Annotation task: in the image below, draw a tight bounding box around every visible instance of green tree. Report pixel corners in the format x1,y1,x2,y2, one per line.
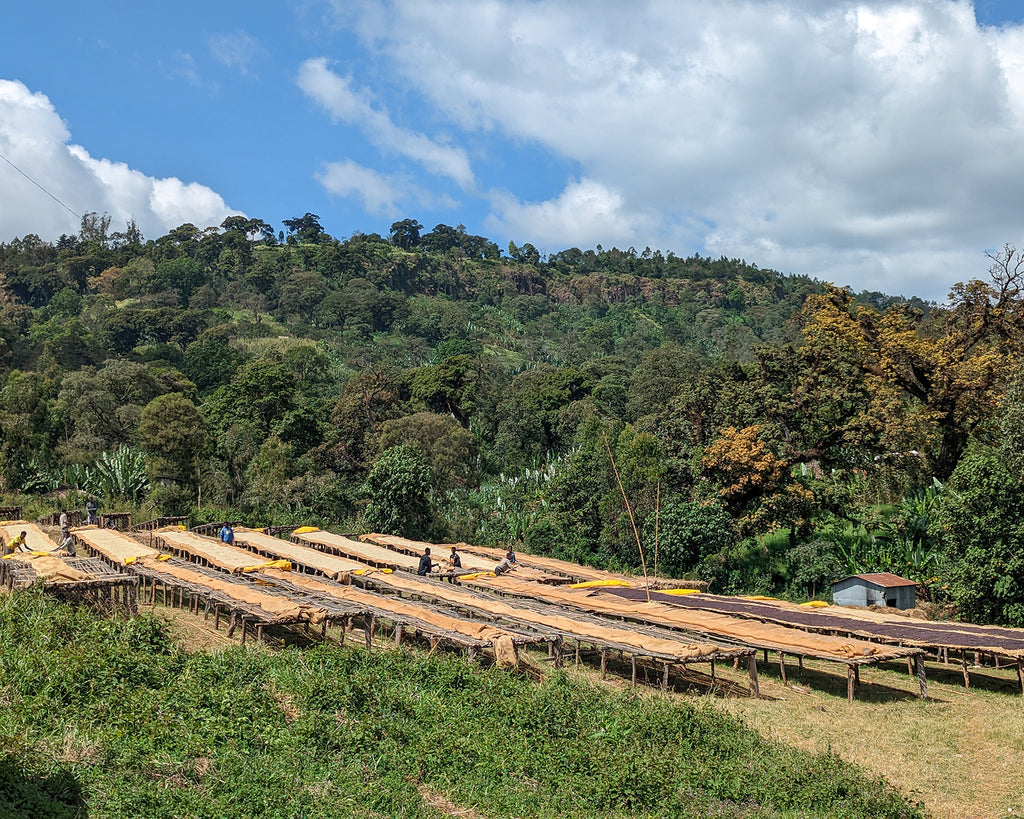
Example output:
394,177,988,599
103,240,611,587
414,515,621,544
649,501,735,576
154,257,206,306
411,354,480,427
379,412,479,489
787,538,844,599
282,213,327,244
137,393,207,486
362,445,434,538
182,328,245,392
935,447,1024,626
389,219,423,250
57,361,165,460
279,271,330,325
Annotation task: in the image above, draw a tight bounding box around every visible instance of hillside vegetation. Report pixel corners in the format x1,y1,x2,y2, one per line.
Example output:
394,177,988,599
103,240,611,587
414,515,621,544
0,591,921,819
2,214,1024,623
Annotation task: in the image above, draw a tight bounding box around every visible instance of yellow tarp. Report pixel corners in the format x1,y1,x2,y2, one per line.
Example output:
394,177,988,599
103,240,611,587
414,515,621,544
568,579,630,589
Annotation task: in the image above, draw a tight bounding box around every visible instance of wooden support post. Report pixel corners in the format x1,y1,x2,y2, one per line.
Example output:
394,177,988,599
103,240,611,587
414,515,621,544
547,641,554,658
962,653,970,689
257,625,264,643
907,657,914,677
321,620,327,638
974,651,981,666
395,624,403,646
763,648,768,663
854,665,860,685
340,617,348,646
214,606,221,630
163,582,168,607
778,652,787,685
227,611,237,639
575,640,580,667
732,657,739,671
847,665,856,704
600,650,607,680
631,655,637,686
365,615,375,650
554,639,563,669
662,662,670,691
943,647,948,664
240,619,247,646
1017,659,1024,697
748,655,759,697
916,654,928,700
797,655,803,672
710,659,716,684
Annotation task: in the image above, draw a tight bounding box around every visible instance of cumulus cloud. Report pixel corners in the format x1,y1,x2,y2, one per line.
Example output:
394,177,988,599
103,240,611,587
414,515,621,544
487,178,655,249
332,0,1024,300
0,79,238,243
297,57,475,189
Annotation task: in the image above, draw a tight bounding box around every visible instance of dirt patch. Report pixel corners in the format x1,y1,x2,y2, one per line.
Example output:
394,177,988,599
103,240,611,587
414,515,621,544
416,784,486,818
156,606,239,653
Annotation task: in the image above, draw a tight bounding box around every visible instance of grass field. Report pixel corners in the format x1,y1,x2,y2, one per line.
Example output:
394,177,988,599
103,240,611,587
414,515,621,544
710,654,1024,819
565,639,1024,818
0,590,924,819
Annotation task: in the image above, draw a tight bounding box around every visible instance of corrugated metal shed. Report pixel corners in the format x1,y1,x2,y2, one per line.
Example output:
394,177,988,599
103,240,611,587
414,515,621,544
832,573,918,610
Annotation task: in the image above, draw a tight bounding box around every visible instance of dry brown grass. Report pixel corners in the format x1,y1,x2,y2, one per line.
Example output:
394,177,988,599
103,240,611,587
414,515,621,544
708,656,1024,819
547,649,1024,818
156,606,242,653
415,783,487,818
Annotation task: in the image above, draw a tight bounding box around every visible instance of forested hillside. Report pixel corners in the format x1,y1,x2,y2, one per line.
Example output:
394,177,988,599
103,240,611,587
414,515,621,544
2,213,1023,624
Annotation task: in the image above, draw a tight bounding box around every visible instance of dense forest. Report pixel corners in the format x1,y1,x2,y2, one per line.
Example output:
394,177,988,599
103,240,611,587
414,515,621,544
2,212,1023,625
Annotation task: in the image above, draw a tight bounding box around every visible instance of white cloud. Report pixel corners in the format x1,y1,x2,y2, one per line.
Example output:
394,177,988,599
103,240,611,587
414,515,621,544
487,178,654,249
316,158,456,217
0,79,238,242
297,57,475,188
331,0,1024,301
317,160,404,216
209,30,266,77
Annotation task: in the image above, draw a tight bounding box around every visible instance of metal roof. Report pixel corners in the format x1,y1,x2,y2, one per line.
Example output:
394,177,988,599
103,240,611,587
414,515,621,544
834,573,918,588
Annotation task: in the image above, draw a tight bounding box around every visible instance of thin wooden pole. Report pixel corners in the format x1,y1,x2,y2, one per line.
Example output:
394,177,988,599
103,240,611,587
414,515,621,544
748,655,759,697
603,433,650,602
847,665,856,703
653,481,660,584
916,655,928,700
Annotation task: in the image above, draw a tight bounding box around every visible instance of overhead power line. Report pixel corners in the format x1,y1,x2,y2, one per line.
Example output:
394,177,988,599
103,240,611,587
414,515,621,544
0,147,81,221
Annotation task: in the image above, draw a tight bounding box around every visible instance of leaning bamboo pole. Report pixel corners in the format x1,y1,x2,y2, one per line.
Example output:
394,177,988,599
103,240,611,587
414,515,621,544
603,434,650,602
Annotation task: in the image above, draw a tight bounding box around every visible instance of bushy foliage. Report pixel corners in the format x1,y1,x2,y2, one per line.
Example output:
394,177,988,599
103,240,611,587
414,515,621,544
934,447,1024,625
362,445,434,538
0,592,922,819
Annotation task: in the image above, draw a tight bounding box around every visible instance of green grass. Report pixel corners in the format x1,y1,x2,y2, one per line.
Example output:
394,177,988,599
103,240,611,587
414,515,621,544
0,591,923,818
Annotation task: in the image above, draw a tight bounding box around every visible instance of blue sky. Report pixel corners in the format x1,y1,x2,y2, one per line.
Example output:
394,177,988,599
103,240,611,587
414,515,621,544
4,1,1024,301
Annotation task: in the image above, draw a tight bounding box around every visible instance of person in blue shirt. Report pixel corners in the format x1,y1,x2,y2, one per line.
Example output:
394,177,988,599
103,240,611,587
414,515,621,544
219,523,235,544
